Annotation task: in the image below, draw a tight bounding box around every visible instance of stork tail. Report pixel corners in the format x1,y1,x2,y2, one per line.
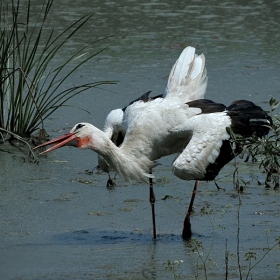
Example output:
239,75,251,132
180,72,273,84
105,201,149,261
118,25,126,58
227,100,272,137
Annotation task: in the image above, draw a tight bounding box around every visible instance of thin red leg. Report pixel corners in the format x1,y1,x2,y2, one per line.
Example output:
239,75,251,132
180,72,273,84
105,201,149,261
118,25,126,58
182,180,199,239
149,175,157,240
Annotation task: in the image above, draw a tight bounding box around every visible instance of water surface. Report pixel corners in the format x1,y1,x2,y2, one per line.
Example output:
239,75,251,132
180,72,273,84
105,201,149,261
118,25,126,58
1,0,280,279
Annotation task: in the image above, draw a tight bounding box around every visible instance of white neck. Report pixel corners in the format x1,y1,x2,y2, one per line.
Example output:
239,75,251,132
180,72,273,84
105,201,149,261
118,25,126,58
82,124,153,183
101,141,153,183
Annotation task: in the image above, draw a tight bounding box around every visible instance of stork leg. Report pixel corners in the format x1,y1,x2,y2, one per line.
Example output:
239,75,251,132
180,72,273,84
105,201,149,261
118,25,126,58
149,174,157,240
182,180,199,239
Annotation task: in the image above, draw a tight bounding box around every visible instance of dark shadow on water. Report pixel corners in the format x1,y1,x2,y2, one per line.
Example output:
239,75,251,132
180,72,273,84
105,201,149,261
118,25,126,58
54,228,210,245
54,229,185,245
15,228,208,248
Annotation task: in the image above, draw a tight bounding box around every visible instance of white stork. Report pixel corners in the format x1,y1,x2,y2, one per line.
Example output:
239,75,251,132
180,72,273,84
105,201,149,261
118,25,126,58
34,46,271,239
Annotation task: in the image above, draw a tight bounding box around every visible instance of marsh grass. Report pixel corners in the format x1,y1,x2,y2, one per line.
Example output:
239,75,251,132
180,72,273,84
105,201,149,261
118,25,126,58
227,102,280,279
165,209,280,279
0,0,116,140
230,120,280,279
164,259,184,279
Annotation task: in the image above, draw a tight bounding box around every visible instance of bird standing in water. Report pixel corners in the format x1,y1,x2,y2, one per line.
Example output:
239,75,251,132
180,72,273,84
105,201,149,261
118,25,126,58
34,46,271,239
97,90,162,186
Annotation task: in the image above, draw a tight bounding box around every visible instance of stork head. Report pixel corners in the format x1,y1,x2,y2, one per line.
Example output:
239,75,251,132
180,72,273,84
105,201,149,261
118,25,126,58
33,122,100,154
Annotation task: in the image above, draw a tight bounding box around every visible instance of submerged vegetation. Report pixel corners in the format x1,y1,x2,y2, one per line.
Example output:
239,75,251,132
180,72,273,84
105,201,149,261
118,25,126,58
0,0,115,140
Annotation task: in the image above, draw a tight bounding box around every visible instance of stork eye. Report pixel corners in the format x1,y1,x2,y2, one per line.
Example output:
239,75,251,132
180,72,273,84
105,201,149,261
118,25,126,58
76,124,85,130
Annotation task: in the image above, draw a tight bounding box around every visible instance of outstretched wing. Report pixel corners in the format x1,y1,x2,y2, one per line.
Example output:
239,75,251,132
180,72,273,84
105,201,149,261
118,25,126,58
172,112,232,181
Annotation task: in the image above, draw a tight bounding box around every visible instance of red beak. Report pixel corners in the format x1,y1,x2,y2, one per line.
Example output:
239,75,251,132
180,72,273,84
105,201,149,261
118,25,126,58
33,132,78,154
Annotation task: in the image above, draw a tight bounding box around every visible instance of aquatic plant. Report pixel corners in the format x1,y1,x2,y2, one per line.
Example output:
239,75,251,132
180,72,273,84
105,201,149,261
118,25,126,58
0,0,115,139
164,259,184,279
165,213,280,279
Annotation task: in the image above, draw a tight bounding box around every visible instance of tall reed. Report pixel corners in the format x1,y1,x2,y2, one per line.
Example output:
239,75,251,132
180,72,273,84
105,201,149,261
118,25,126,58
0,0,115,138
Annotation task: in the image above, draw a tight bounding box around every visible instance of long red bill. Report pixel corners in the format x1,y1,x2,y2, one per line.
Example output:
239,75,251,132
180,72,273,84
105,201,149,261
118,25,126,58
33,133,78,154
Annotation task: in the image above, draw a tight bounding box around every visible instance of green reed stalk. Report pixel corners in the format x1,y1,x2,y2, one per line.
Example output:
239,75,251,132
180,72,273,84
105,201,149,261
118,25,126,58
0,0,116,137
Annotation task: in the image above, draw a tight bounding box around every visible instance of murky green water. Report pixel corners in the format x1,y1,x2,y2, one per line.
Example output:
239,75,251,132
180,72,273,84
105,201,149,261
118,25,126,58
1,0,280,279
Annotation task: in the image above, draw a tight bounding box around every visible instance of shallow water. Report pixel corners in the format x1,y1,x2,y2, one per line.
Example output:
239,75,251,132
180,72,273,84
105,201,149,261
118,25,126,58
1,0,280,279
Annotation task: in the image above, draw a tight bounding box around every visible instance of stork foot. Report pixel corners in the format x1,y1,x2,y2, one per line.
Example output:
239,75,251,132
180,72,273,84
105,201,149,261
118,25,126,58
106,178,116,188
106,174,116,188
182,215,192,239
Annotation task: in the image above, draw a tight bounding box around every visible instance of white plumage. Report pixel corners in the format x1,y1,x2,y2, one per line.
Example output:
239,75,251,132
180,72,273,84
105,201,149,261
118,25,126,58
97,46,207,177
172,111,231,180
164,46,207,100
34,46,271,239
